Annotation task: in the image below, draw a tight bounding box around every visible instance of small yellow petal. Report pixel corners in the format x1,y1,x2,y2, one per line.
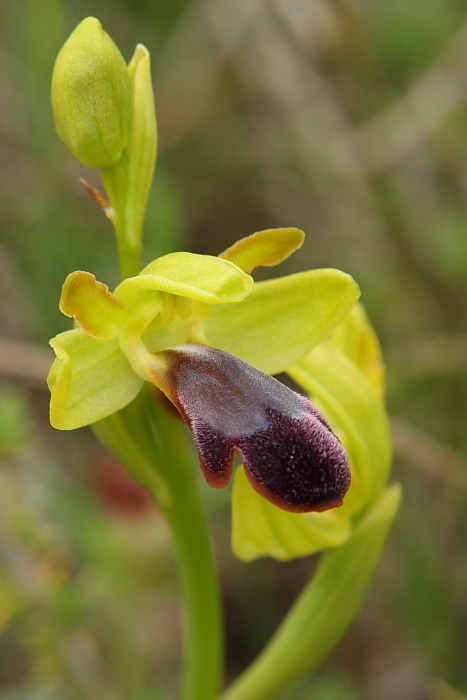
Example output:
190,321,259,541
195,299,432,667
60,271,126,339
219,227,304,273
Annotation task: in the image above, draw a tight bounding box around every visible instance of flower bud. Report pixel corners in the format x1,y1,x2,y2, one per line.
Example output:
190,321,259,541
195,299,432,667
51,17,132,168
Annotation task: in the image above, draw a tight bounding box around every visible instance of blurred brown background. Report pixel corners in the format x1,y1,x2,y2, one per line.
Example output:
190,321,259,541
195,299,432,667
1,1,467,698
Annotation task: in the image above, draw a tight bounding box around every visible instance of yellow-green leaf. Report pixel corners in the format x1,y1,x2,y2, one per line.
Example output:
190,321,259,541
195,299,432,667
206,269,360,375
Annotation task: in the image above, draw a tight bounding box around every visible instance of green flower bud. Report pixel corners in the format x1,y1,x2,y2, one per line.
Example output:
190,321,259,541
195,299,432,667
51,17,132,168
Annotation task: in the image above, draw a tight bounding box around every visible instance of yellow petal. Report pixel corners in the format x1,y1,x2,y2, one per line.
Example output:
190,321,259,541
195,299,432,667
206,269,360,375
115,252,253,305
60,271,126,339
219,228,304,273
289,341,391,514
48,329,143,430
331,303,385,397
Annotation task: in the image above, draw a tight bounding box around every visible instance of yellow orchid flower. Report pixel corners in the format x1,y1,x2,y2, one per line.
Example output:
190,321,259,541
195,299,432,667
48,228,360,516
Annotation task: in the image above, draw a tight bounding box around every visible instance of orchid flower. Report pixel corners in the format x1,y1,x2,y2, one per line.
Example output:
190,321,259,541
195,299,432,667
48,227,360,519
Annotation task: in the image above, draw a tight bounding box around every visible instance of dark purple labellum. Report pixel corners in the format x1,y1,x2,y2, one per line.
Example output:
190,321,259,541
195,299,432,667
159,345,351,513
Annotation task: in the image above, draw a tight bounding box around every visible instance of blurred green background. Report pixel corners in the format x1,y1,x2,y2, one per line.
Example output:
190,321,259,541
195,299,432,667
1,0,467,698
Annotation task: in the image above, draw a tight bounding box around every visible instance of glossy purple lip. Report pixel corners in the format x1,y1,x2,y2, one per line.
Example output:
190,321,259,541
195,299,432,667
158,344,351,513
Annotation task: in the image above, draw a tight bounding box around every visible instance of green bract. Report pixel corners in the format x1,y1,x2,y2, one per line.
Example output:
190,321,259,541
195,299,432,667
51,17,132,168
101,41,157,277
124,44,158,247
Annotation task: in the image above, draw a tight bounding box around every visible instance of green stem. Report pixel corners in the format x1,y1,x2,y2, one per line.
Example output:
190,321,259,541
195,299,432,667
149,399,223,700
102,160,141,279
220,485,400,700
163,469,223,700
93,390,223,700
115,235,142,281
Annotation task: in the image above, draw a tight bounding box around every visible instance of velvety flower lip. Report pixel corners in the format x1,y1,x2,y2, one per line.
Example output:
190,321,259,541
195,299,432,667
153,344,351,513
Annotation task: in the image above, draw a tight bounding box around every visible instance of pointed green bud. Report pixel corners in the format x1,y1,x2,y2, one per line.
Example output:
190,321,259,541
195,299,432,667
51,17,132,168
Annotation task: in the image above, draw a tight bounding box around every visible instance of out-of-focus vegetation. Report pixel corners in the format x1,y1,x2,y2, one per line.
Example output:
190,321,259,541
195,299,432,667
1,0,467,698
